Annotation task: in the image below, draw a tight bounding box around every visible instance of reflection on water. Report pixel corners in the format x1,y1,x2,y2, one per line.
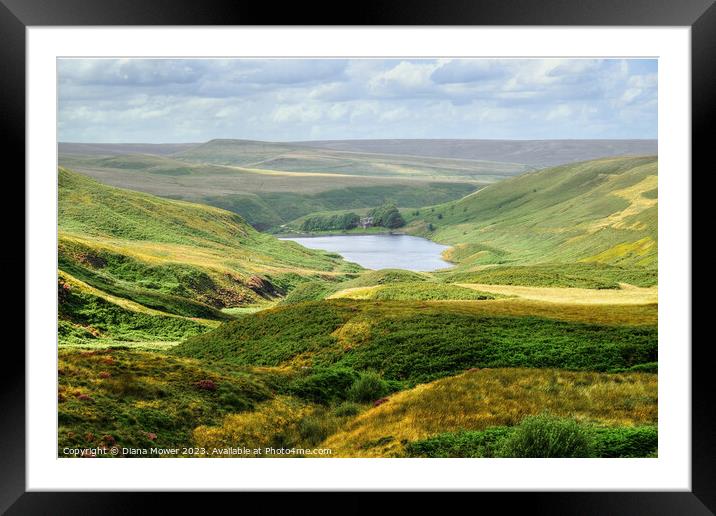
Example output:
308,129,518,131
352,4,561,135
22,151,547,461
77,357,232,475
280,234,453,272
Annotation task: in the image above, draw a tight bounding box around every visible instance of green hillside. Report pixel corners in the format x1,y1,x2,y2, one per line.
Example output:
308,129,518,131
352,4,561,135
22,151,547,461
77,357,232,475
58,151,481,231
408,156,657,270
174,299,657,384
58,168,358,345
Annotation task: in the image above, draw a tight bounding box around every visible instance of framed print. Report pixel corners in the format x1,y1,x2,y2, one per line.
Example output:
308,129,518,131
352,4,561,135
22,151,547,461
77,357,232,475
3,0,712,512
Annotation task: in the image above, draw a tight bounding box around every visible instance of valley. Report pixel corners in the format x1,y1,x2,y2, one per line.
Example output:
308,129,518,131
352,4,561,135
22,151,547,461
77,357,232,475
57,138,658,459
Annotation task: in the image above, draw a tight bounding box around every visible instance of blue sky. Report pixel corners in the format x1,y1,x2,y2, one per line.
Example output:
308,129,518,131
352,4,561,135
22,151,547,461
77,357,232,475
58,58,657,143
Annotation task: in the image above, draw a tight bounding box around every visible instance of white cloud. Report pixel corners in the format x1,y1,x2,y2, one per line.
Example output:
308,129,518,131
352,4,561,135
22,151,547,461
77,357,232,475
58,58,658,142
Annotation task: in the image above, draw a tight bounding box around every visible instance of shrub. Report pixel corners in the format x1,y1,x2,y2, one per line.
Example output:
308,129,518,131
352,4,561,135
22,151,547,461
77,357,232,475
332,401,361,417
298,412,339,446
194,379,217,391
627,362,658,373
592,426,657,458
347,371,389,403
217,384,253,411
288,367,359,404
498,414,595,458
405,427,512,458
282,281,332,304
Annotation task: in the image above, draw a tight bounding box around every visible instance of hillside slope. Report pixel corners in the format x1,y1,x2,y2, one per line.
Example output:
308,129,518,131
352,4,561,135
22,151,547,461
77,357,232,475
173,299,657,384
58,168,358,343
408,156,657,269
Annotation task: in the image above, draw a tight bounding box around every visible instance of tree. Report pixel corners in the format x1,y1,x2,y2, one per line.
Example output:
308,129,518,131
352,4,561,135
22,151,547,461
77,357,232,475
367,203,405,229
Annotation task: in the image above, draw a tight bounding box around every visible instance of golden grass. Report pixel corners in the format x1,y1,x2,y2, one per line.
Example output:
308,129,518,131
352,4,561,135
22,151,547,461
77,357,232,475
60,232,349,280
58,269,165,316
327,295,656,326
322,368,657,457
456,282,658,305
59,269,218,330
588,174,658,233
193,396,311,456
585,237,657,266
327,286,378,300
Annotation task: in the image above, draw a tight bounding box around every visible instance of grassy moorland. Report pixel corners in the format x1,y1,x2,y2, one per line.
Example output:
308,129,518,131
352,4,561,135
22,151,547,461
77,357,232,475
174,300,656,382
407,156,658,272
173,139,527,178
57,145,659,459
58,348,277,454
58,168,358,346
321,368,657,457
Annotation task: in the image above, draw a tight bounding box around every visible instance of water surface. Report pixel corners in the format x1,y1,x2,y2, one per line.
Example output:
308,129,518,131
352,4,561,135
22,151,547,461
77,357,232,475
281,234,453,272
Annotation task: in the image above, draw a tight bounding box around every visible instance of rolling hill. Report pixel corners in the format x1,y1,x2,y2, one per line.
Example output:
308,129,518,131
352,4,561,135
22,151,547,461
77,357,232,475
407,155,658,270
173,298,657,383
58,168,358,345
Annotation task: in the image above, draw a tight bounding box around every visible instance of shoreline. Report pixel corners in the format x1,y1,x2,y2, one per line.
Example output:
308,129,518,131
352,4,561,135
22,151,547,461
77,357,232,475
274,230,406,239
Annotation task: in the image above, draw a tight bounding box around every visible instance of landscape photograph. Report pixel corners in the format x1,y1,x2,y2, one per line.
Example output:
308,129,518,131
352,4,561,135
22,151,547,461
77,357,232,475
57,58,658,459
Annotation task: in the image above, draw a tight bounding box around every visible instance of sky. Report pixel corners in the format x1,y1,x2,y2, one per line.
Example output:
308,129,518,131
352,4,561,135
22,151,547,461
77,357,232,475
58,58,657,143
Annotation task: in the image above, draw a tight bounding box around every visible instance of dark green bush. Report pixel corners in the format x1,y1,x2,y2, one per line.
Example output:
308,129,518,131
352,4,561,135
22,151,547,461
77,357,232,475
498,414,595,458
287,367,359,404
332,401,362,417
298,412,337,446
347,371,389,402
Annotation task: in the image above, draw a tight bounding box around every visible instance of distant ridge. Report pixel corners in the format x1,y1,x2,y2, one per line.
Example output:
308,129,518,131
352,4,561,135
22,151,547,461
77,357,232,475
59,142,200,156
291,139,658,168
60,138,657,169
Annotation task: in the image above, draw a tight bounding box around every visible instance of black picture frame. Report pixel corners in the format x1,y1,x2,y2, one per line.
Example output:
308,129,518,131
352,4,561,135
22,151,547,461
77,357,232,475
2,0,710,513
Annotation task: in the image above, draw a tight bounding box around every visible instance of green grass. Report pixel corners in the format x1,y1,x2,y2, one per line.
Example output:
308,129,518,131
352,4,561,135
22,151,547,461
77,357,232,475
407,156,658,269
59,242,231,319
323,367,656,456
438,263,657,288
58,168,354,273
58,277,210,345
405,421,657,458
173,300,657,384
337,269,431,289
58,168,361,345
281,281,335,304
369,282,497,301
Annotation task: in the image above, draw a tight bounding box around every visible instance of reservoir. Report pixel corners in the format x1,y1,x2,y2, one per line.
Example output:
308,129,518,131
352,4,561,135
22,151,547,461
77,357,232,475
281,234,453,272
